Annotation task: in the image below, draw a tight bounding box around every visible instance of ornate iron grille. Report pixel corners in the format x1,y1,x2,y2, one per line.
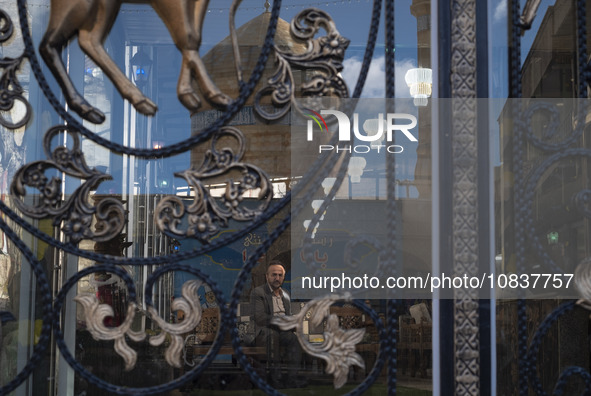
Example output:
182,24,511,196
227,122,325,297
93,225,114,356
0,0,402,395
508,0,591,395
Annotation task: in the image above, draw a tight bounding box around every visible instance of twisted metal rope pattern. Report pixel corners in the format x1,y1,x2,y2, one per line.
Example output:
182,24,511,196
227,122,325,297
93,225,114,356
508,1,531,395
383,1,399,395
577,0,590,99
0,0,394,394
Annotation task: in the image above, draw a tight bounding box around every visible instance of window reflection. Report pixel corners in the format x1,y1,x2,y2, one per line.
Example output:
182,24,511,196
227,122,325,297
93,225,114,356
494,1,591,394
0,1,436,394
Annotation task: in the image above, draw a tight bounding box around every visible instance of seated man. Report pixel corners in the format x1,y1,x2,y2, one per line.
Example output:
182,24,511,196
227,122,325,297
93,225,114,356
251,260,304,388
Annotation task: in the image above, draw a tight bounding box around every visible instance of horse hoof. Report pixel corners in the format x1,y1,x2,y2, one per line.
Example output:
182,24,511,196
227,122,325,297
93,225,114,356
81,108,106,124
134,98,158,116
179,92,201,112
207,92,231,108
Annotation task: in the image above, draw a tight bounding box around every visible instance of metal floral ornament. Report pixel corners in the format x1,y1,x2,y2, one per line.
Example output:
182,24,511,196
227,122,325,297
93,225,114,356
148,280,204,368
574,258,591,310
0,0,399,392
0,9,31,129
74,280,205,371
154,127,272,242
255,8,350,120
74,296,145,371
271,293,366,389
10,125,126,244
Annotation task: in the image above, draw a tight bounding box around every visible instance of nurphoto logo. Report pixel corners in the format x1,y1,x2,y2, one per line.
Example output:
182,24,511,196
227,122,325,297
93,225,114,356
305,109,418,154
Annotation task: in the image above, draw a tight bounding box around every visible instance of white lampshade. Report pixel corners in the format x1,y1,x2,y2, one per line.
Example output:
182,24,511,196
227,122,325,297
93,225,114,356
303,219,319,237
348,156,367,183
311,199,326,220
322,177,337,195
311,200,323,212
405,68,433,106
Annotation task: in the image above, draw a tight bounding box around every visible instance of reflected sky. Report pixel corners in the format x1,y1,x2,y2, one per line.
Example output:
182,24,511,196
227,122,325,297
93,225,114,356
120,0,420,99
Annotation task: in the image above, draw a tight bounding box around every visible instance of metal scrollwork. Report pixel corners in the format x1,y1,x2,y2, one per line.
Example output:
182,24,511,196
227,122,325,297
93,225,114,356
0,10,14,41
0,54,31,129
0,9,31,129
75,280,205,370
0,0,396,393
523,102,562,142
255,8,350,120
574,189,591,219
74,296,145,370
148,280,204,368
271,293,365,389
520,100,587,152
523,150,591,274
183,334,200,367
10,125,126,243
574,258,591,310
155,127,271,242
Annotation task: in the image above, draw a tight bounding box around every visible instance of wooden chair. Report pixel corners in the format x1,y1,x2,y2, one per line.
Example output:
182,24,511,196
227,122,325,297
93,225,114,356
187,308,265,359
328,305,380,379
398,320,432,378
195,308,220,344
329,305,366,330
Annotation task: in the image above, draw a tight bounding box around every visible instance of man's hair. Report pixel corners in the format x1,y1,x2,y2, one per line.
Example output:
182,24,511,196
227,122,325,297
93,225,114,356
266,260,286,274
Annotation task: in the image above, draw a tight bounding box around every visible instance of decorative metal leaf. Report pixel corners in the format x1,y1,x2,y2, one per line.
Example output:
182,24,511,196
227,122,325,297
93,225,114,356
575,258,591,310
272,293,365,389
255,8,350,120
74,295,145,371
155,127,271,243
10,125,126,244
75,280,208,370
0,10,31,129
0,10,14,42
148,280,204,368
323,314,366,388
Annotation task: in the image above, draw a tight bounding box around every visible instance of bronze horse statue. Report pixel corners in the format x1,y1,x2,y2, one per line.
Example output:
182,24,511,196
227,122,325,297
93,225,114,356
40,0,242,124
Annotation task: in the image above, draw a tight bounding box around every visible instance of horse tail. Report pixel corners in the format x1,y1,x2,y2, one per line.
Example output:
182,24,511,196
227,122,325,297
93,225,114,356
229,0,245,83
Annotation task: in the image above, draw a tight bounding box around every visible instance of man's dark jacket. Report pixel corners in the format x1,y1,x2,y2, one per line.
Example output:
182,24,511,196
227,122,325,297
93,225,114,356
250,283,292,345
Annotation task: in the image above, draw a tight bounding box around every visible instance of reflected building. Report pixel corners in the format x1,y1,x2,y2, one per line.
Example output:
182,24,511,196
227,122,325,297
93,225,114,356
496,1,590,394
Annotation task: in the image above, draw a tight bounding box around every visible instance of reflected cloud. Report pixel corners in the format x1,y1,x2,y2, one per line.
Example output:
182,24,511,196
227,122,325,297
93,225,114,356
493,0,507,23
342,56,416,98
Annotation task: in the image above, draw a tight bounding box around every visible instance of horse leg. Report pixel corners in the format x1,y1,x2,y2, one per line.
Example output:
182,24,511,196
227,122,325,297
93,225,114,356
183,51,232,108
176,53,201,112
152,0,231,111
176,52,232,111
187,0,231,108
40,1,106,123
78,1,157,117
